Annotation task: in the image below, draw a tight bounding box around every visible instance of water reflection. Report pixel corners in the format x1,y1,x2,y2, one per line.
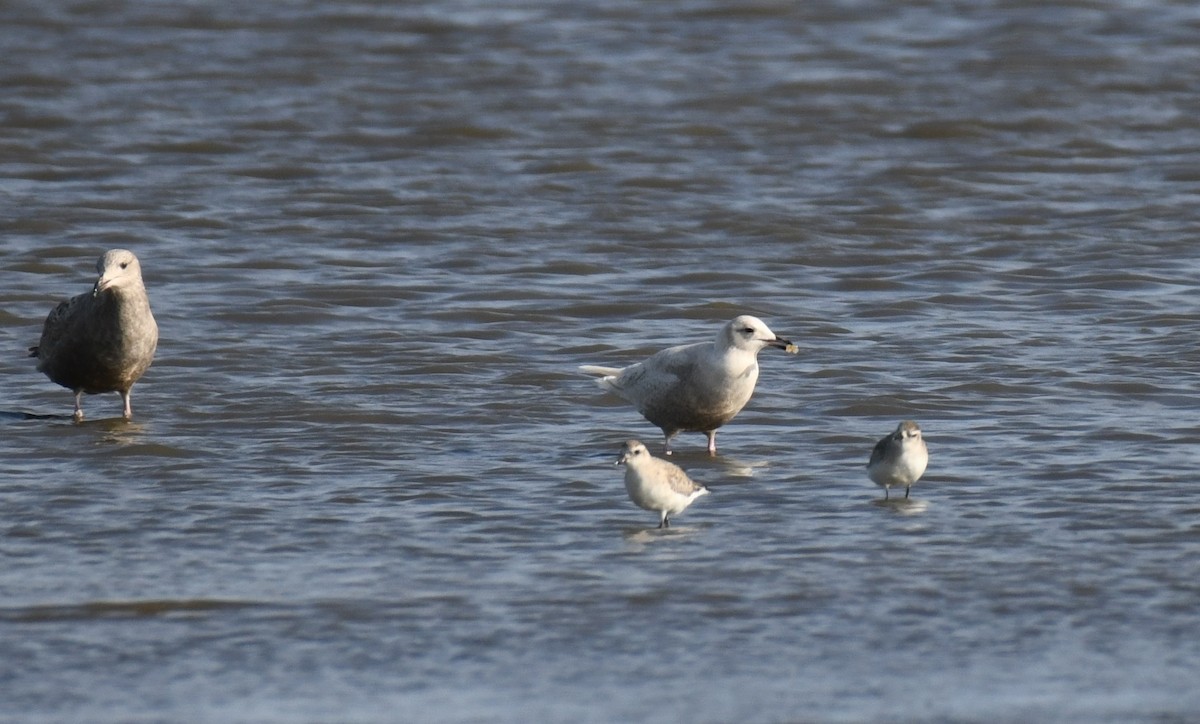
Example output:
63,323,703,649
2,0,1197,719
711,454,774,479
621,524,706,548
871,497,930,516
661,451,774,479
86,417,147,447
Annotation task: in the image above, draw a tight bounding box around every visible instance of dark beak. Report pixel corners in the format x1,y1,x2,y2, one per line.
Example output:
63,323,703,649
768,336,799,354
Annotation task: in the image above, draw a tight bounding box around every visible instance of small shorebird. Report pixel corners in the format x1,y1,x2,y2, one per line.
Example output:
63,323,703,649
867,420,928,500
616,439,709,528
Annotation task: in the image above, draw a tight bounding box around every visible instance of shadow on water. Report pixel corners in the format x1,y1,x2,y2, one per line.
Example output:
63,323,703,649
0,410,74,422
871,497,929,515
2,409,149,446
0,599,268,622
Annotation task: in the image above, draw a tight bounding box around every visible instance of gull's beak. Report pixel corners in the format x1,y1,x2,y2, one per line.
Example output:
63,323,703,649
94,273,116,296
768,336,799,354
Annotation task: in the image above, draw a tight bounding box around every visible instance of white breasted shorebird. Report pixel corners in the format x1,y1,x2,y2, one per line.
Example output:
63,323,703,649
616,439,709,528
867,420,928,500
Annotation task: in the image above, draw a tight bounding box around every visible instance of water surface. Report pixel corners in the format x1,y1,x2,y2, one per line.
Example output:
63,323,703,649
3,1,1200,721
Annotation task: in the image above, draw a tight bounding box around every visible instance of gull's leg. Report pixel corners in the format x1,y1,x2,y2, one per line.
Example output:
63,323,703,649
120,390,133,419
706,430,717,456
663,431,675,456
72,390,85,422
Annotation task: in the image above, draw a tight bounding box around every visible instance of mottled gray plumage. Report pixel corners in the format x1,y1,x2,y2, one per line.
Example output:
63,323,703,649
581,315,797,455
30,249,158,421
867,420,928,500
616,439,709,528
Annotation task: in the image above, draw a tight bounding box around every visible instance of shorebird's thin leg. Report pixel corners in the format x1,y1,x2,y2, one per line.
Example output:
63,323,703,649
905,486,911,499
72,391,85,422
884,487,890,501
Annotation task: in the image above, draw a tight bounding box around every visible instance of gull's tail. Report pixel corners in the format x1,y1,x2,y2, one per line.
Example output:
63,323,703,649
579,365,621,379
579,364,626,395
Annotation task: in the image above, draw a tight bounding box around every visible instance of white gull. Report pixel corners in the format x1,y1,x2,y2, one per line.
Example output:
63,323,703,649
581,315,797,454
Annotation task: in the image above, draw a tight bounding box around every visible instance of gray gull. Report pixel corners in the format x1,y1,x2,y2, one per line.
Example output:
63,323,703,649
580,314,797,455
616,439,709,528
867,420,928,500
29,249,158,421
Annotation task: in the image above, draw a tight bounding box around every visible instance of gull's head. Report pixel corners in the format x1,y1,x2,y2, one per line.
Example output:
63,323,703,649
721,314,798,355
616,439,649,466
894,420,923,442
93,249,144,296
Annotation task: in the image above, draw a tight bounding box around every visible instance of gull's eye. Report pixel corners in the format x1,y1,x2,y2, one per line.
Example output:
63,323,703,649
742,327,755,335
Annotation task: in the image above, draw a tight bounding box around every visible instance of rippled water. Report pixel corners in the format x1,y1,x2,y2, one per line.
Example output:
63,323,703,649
3,1,1200,721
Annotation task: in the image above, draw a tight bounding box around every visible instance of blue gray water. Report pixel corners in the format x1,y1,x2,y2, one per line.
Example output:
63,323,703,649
3,1,1200,721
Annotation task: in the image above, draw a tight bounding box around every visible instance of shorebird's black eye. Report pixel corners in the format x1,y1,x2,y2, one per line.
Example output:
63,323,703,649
120,262,128,269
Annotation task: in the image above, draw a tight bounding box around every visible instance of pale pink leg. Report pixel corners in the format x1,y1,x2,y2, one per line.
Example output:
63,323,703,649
72,391,85,422
706,430,717,456
663,432,675,456
120,390,133,419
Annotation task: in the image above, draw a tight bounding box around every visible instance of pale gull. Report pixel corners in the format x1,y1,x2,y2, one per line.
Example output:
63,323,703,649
867,420,929,500
581,314,797,455
29,249,158,421
616,439,709,528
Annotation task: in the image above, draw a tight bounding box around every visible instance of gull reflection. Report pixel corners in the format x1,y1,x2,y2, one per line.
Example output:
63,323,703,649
87,417,148,446
711,454,772,479
871,497,929,515
657,449,768,479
